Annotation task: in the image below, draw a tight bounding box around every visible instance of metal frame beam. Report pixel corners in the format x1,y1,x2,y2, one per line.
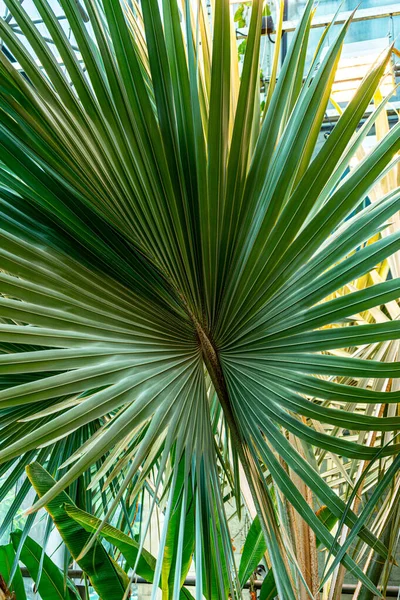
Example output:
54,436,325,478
19,568,400,596
233,3,400,34
281,3,400,33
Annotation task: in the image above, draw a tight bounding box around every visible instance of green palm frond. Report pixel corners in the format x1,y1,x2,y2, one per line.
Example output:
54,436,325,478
0,0,399,597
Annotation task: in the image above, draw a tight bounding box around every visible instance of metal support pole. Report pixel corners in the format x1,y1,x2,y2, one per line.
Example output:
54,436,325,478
281,0,288,65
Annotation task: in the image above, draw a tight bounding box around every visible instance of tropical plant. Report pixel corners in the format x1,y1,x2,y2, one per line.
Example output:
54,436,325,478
0,545,24,600
0,0,399,598
26,462,197,599
7,531,81,600
0,530,82,600
234,2,252,29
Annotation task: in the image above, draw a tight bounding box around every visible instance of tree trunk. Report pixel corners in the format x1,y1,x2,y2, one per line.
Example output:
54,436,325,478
287,435,320,600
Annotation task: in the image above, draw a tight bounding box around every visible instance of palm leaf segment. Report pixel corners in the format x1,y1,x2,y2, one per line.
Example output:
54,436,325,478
0,0,400,597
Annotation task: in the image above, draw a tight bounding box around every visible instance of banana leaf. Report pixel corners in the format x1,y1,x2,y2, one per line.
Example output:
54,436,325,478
26,462,130,600
10,530,80,600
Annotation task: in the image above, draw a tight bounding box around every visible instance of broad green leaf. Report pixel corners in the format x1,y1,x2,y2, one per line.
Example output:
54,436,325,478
238,516,266,587
64,504,194,599
25,463,130,600
258,569,277,600
0,543,27,600
64,504,155,583
10,530,80,600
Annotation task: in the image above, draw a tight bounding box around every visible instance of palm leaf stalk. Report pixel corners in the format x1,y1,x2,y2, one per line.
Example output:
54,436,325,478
0,0,400,598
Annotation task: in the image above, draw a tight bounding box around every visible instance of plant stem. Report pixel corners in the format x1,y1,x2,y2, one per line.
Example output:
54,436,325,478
194,318,294,598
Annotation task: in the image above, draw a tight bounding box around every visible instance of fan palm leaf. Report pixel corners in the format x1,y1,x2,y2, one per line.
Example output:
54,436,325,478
0,0,400,597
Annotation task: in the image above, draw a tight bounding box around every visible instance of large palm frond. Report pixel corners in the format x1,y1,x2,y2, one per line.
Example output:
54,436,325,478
0,0,400,597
